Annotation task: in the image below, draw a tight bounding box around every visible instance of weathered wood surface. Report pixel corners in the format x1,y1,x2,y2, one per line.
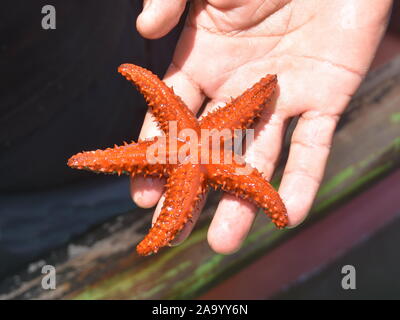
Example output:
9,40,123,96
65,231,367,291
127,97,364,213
1,55,399,300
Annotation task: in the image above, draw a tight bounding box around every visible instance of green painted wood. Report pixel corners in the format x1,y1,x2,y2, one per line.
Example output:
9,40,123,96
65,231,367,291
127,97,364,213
1,55,399,300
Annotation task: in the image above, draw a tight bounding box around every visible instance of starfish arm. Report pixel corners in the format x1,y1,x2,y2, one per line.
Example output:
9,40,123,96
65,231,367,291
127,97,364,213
137,163,206,256
118,64,200,134
206,162,288,228
200,74,277,132
67,138,168,177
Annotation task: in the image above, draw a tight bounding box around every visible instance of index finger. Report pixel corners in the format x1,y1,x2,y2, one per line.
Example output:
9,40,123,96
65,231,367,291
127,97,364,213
279,111,339,226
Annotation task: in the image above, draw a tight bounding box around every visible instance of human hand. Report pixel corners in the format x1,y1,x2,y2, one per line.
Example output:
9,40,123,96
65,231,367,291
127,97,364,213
132,0,392,253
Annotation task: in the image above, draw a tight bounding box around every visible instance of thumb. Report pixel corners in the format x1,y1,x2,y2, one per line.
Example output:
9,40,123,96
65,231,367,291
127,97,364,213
136,0,188,39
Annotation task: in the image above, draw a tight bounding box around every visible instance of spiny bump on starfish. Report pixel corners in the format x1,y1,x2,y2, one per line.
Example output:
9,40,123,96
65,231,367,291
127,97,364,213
68,63,288,256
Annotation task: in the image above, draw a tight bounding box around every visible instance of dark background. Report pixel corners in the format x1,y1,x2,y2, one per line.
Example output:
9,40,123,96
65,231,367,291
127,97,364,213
0,0,185,279
0,0,185,191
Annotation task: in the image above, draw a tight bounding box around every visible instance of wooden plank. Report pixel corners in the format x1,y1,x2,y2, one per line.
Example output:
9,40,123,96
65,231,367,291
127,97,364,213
1,55,399,300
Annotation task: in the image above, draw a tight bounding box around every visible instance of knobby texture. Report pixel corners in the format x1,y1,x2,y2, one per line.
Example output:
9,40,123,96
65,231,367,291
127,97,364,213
68,64,287,256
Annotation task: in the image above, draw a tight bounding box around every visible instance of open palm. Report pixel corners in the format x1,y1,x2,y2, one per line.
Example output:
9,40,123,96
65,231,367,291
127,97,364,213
132,0,392,253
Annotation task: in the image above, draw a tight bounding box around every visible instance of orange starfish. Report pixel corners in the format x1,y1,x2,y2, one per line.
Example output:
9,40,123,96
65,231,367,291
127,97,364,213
68,64,288,256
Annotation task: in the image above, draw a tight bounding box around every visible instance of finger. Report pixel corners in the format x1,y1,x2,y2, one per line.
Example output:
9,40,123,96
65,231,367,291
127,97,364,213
136,0,187,39
130,175,166,208
131,64,205,208
208,194,258,254
279,111,339,227
207,103,289,254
